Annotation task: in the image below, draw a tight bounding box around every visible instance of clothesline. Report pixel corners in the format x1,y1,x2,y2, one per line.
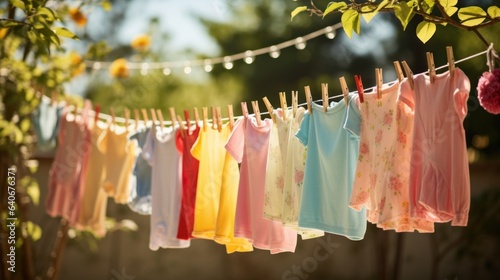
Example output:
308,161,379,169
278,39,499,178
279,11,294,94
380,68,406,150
42,47,491,125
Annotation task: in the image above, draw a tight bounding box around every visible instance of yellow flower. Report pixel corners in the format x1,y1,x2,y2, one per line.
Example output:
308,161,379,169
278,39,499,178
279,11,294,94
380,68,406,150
109,58,129,78
69,52,85,77
131,34,151,51
0,28,8,39
69,7,87,27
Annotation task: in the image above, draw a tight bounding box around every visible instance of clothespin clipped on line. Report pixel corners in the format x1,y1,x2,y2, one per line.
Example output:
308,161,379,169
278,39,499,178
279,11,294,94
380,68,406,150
202,107,208,132
134,109,140,130
279,92,287,121
292,90,298,118
304,86,313,114
216,106,222,132
141,108,150,127
426,52,436,83
401,61,414,90
375,68,383,99
184,109,191,130
124,108,130,132
446,46,455,79
262,96,276,123
149,108,158,129
157,109,166,130
393,61,404,82
321,83,329,112
211,106,217,130
227,104,234,130
193,107,200,128
339,77,349,106
176,115,187,137
251,100,262,126
354,75,365,104
109,108,116,126
241,102,249,119
94,104,101,125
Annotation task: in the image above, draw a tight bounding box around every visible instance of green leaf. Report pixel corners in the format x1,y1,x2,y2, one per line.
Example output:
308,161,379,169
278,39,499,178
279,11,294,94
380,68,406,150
37,7,56,21
0,20,22,28
341,9,361,38
438,0,458,7
26,180,40,206
488,6,500,19
10,0,25,11
458,6,486,27
375,0,390,13
53,27,79,40
394,2,414,30
39,26,60,47
291,6,307,21
421,0,435,14
323,2,348,18
360,5,378,23
20,118,30,132
25,221,42,242
416,21,436,43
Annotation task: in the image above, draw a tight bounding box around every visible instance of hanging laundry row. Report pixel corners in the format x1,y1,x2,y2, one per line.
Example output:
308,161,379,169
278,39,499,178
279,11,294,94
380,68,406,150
41,46,471,254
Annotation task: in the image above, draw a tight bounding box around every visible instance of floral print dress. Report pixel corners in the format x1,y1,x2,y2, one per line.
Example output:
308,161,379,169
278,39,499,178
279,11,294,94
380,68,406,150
349,81,434,232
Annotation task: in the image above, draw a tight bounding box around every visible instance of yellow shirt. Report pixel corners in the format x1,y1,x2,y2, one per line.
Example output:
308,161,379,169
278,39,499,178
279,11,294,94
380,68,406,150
191,123,252,253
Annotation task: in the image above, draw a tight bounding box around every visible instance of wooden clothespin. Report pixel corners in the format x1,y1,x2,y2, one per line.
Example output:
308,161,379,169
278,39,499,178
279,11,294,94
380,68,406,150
426,52,436,83
149,108,158,128
279,92,288,121
251,100,261,126
109,108,116,126
193,107,200,128
375,68,383,99
304,86,313,114
211,106,217,130
184,110,191,130
216,106,222,132
339,77,349,105
354,75,365,103
262,96,276,123
227,104,234,130
168,107,177,129
321,83,329,112
393,61,404,82
446,46,455,79
94,104,101,125
141,108,150,127
202,107,208,132
401,61,414,90
176,115,186,137
157,109,166,129
292,91,298,118
241,102,249,118
124,108,130,132
134,109,140,129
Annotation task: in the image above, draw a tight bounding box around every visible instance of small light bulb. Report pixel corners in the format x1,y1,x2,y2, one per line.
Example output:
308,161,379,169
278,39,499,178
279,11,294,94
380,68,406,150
184,66,192,74
223,56,233,69
269,45,280,58
295,37,306,50
325,26,336,39
140,68,148,76
204,59,213,72
163,68,171,75
244,50,255,64
93,62,101,70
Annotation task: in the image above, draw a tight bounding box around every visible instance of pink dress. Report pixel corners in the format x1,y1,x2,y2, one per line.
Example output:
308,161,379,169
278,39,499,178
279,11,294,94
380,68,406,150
47,101,92,226
226,116,297,253
402,68,470,226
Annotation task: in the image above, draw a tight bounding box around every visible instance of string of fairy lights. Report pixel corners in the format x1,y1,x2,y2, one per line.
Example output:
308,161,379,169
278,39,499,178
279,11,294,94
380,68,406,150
84,23,342,75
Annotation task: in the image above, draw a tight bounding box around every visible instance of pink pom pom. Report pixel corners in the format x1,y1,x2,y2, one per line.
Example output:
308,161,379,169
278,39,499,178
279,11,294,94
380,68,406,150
477,68,500,114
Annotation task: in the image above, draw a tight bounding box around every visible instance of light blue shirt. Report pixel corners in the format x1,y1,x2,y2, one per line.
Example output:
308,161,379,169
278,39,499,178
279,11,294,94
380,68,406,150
295,94,366,240
32,101,62,151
